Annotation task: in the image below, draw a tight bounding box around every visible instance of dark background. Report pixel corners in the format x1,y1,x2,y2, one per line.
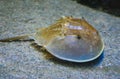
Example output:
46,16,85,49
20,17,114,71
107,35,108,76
74,0,120,17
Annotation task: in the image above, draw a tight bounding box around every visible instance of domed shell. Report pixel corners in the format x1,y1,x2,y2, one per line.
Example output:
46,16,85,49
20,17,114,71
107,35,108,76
34,16,104,62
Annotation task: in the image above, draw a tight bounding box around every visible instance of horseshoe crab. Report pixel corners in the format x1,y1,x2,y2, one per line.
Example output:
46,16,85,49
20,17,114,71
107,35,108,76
0,16,104,62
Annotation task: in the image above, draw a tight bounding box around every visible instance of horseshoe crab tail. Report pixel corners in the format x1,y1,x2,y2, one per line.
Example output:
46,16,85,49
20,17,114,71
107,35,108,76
0,34,34,42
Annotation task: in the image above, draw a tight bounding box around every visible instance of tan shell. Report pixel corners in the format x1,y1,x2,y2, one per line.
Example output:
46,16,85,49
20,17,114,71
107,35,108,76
34,16,104,62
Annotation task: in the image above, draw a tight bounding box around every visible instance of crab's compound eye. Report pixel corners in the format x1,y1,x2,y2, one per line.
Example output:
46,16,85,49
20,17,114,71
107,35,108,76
76,35,81,40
